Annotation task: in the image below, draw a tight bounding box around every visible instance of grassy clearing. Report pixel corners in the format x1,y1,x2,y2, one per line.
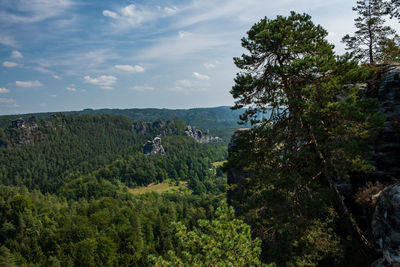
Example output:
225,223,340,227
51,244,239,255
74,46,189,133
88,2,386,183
129,181,188,195
212,161,227,167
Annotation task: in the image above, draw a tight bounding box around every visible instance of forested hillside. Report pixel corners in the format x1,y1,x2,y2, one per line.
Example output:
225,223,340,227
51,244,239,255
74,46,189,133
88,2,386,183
0,113,260,266
0,106,245,141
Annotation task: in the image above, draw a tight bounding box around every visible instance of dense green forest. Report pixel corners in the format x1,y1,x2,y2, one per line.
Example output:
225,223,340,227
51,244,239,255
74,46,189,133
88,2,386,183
1,0,400,266
0,112,263,266
0,106,245,141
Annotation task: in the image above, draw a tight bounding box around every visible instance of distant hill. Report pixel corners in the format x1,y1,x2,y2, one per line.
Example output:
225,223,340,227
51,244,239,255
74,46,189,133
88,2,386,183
0,106,246,141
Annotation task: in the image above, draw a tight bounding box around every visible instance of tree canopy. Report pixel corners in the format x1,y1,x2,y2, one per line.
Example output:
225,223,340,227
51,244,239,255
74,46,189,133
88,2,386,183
342,0,398,63
229,11,384,266
149,202,268,267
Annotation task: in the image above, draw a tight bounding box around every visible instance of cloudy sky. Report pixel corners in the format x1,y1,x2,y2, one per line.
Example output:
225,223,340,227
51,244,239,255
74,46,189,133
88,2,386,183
0,0,399,115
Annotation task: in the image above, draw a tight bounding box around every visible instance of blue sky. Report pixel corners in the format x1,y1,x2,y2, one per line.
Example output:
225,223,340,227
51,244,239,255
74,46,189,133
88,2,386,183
0,0,399,115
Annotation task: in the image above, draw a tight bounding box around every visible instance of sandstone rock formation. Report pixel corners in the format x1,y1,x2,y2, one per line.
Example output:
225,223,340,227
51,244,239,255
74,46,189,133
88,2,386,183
11,116,37,129
370,63,400,183
143,137,165,155
133,120,175,137
372,185,400,267
184,125,223,143
9,116,40,146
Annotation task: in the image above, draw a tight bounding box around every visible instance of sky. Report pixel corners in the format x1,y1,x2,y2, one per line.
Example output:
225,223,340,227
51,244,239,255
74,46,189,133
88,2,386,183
0,0,399,115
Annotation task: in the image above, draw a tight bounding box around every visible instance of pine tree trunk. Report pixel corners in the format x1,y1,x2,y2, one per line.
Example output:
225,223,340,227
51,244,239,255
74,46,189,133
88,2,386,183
310,131,380,265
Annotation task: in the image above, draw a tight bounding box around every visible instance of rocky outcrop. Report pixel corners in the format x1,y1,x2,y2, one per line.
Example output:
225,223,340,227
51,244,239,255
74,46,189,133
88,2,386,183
133,120,175,137
9,116,40,146
11,116,37,129
372,185,400,267
133,121,148,134
143,137,165,155
370,63,400,183
184,125,223,143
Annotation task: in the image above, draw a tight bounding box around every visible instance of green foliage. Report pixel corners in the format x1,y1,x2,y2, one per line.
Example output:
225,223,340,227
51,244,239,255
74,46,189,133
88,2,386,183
376,37,400,62
0,185,225,266
0,111,236,266
229,11,384,266
0,114,227,195
149,202,270,267
342,0,398,63
0,106,245,141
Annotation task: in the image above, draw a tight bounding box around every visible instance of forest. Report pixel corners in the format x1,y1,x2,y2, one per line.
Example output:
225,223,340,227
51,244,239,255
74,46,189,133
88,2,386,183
0,0,400,266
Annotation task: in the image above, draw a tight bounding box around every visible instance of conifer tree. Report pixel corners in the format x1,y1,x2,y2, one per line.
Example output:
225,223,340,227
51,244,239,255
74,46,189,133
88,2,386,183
229,11,384,265
342,0,396,63
149,203,268,267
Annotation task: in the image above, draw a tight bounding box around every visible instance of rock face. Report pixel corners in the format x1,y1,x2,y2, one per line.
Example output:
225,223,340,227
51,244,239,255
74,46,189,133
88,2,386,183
143,137,165,155
11,116,37,129
370,63,400,183
372,185,400,267
9,116,40,146
133,121,148,134
184,125,223,143
133,120,175,137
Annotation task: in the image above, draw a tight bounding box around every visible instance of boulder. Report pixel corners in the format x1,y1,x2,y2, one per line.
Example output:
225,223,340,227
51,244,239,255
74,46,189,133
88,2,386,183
143,137,165,155
372,185,400,267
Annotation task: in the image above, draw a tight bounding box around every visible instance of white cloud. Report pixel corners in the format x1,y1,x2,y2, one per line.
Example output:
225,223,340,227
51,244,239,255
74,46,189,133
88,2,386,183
115,64,145,72
51,94,57,98
84,75,117,90
0,0,75,24
2,61,18,67
0,35,18,47
103,10,118,19
103,4,151,27
131,85,154,91
103,3,179,29
34,66,52,73
177,79,193,87
204,63,215,69
164,6,179,15
32,66,61,80
11,50,23,59
178,31,192,39
204,60,220,69
66,87,76,91
0,88,10,93
0,98,19,107
138,32,227,60
193,72,210,80
16,80,43,87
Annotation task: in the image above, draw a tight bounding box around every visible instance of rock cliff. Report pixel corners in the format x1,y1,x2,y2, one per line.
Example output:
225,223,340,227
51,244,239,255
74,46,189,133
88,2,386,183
8,116,41,146
143,137,165,155
372,185,400,267
370,63,400,183
133,120,176,137
184,125,223,143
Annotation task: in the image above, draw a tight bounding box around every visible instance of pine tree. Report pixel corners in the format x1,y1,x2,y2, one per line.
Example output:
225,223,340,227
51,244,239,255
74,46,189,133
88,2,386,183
229,11,384,265
342,0,396,63
148,202,269,267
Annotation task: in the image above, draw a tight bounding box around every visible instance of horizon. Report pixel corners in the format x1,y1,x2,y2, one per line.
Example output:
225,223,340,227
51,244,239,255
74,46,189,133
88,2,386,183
1,0,400,116
0,105,236,117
